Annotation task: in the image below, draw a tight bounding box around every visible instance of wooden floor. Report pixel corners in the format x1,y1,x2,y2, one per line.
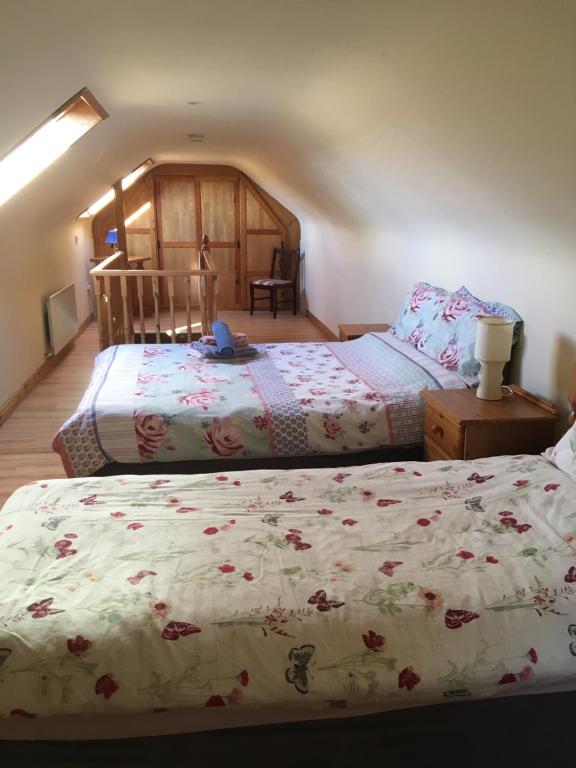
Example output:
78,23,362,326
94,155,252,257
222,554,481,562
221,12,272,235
0,311,329,507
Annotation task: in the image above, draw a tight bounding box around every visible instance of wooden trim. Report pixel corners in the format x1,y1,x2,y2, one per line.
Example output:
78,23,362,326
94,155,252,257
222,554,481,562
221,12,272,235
193,176,242,183
154,174,197,182
306,310,338,341
113,180,129,261
234,179,241,306
194,178,202,257
246,228,281,235
507,385,559,417
243,176,288,244
568,363,576,427
160,241,199,248
0,315,93,428
153,178,164,269
77,87,109,120
159,240,236,249
92,267,219,278
126,227,151,235
239,177,248,309
146,174,159,270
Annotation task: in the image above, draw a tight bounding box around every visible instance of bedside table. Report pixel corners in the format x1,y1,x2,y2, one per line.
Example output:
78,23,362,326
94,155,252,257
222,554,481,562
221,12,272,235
420,386,559,461
338,323,390,341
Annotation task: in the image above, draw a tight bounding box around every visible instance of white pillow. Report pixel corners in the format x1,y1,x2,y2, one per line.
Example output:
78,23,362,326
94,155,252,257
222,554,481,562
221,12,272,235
544,421,576,481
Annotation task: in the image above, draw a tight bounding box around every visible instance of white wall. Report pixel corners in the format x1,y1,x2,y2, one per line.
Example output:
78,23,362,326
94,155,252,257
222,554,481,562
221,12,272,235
299,0,576,417
303,220,576,416
0,212,93,406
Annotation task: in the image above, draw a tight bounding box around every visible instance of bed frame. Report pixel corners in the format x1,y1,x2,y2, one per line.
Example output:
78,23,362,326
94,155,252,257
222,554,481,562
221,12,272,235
94,445,424,477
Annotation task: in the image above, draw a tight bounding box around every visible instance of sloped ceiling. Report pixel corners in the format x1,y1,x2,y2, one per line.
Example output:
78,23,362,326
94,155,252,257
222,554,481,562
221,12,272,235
1,0,573,232
0,0,575,411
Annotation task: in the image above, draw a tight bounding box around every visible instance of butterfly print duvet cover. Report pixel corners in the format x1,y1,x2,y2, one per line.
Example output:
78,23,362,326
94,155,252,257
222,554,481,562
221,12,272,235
0,454,575,723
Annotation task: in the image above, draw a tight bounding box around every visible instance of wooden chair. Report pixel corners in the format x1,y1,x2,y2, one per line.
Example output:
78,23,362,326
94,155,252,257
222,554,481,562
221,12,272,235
250,247,300,318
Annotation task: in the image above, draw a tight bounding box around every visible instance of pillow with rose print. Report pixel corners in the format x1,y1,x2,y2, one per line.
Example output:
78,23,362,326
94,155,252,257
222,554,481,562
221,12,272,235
388,282,452,358
430,287,522,385
454,286,523,345
544,421,576,481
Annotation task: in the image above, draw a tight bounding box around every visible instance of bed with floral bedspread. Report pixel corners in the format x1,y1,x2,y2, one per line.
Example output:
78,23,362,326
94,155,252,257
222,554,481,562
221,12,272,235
1,453,575,736
52,333,465,477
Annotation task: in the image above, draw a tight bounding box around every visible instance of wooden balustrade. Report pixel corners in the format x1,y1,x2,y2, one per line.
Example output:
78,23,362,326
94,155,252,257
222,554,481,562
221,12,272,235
90,239,219,351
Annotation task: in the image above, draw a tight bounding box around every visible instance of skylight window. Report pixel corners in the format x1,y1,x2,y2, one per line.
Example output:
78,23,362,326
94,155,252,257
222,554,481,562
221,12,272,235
78,159,154,218
0,88,107,208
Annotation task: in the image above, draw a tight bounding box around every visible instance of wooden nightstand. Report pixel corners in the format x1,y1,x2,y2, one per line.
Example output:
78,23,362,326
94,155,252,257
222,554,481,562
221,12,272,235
338,323,390,341
420,386,558,461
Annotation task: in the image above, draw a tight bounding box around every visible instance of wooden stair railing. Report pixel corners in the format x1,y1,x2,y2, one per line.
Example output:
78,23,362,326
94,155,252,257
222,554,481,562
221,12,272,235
90,238,219,351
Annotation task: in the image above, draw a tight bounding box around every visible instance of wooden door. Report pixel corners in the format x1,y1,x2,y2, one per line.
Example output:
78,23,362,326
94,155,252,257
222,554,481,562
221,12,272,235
199,179,241,309
155,177,200,308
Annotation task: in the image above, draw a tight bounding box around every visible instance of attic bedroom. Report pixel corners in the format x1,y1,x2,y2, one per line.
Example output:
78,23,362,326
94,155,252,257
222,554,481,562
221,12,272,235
0,0,575,764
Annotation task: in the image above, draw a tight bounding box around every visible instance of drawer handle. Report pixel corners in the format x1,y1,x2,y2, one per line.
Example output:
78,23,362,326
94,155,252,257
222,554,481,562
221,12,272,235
431,424,444,437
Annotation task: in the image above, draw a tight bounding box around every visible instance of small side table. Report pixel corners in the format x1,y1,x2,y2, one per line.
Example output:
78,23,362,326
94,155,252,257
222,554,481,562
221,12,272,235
338,323,390,341
420,386,558,461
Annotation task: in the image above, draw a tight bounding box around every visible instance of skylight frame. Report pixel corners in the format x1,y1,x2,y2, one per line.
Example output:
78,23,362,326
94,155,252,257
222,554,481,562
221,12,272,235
0,87,108,208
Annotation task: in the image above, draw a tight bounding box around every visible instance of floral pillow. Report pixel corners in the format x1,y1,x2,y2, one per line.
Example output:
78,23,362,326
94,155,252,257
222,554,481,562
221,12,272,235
389,282,452,359
453,286,523,345
544,421,576,481
390,283,522,385
434,287,523,384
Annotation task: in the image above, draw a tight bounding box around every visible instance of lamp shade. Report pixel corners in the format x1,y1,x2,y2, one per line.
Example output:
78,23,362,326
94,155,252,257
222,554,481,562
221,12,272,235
475,316,514,362
104,229,118,245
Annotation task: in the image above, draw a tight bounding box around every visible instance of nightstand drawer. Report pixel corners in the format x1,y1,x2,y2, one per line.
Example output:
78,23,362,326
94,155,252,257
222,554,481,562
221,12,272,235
423,405,462,458
423,435,453,461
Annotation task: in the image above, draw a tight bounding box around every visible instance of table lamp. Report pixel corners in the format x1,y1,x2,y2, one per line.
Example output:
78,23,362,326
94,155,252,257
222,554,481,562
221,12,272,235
105,229,118,250
475,316,515,400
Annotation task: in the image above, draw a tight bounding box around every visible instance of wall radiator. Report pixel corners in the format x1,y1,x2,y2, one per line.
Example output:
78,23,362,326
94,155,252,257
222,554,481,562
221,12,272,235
47,283,78,355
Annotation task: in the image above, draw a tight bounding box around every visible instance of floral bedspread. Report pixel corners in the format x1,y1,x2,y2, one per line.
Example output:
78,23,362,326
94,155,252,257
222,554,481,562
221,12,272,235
1,454,576,721
52,334,465,476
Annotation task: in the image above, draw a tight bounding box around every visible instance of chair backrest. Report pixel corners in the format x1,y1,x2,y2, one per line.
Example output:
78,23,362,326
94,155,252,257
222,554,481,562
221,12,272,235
271,248,300,282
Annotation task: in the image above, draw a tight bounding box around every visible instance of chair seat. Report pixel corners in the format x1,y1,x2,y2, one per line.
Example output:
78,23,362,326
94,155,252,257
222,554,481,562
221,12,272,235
251,278,292,287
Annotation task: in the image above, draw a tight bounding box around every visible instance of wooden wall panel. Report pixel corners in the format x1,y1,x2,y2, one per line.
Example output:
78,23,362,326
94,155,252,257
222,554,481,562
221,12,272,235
127,233,151,262
200,181,235,242
210,247,239,310
246,188,276,230
246,233,283,273
157,179,197,243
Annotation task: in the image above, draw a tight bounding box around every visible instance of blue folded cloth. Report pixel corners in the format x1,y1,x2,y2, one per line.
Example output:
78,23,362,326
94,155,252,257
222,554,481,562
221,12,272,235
191,341,259,360
211,320,235,357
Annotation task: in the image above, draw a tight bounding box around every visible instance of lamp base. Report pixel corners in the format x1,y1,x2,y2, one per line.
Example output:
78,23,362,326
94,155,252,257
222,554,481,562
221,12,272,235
476,361,505,401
